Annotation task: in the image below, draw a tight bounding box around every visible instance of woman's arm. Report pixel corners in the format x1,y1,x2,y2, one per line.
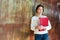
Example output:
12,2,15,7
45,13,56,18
31,17,37,31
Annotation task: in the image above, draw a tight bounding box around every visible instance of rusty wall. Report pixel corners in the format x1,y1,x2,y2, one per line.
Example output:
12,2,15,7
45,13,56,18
0,0,34,40
0,0,60,40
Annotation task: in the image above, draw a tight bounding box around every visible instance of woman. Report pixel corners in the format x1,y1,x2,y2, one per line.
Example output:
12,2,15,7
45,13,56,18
31,4,52,40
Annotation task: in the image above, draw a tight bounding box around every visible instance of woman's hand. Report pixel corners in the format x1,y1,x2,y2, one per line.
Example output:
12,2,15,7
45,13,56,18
35,25,46,31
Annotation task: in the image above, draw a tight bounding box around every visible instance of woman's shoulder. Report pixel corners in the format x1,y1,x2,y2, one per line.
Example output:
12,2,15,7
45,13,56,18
32,16,37,18
31,16,38,19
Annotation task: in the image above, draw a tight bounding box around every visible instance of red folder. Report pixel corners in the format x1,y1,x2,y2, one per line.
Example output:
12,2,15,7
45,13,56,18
39,17,48,26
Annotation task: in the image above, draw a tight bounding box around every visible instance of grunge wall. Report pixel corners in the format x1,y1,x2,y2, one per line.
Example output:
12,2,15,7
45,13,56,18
0,0,60,40
0,0,34,40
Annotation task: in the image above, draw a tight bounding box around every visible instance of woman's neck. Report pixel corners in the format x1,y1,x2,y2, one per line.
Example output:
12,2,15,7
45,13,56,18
36,13,42,17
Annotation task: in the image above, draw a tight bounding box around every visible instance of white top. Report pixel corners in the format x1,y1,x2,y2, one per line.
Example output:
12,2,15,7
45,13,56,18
31,15,52,34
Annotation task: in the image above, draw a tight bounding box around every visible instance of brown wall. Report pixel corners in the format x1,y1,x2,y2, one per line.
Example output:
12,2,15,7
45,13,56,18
0,0,60,40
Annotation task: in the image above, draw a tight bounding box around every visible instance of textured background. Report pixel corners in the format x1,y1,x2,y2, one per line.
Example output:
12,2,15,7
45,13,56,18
0,0,60,40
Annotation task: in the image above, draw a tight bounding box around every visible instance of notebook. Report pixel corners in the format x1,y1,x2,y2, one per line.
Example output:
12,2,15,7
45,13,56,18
39,17,48,26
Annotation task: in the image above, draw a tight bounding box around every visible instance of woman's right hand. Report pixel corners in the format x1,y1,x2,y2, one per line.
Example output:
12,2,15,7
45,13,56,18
35,25,46,30
35,25,41,30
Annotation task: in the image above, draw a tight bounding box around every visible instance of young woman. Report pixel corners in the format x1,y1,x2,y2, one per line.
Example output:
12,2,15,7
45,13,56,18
31,4,52,40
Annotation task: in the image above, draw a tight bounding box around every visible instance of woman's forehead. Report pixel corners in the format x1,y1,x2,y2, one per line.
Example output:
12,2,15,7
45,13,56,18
38,7,43,9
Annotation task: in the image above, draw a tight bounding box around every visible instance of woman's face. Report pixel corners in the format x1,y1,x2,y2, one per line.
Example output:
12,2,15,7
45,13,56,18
36,7,43,14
